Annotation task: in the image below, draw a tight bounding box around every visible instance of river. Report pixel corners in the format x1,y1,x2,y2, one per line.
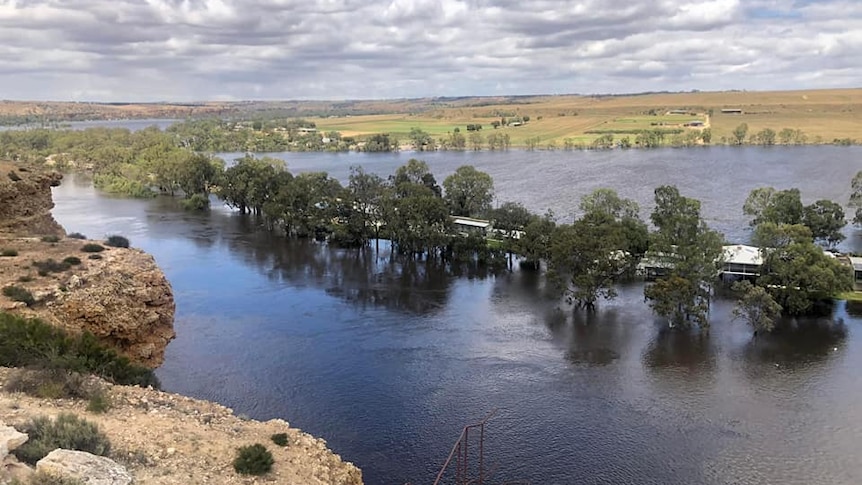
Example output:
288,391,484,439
52,147,862,485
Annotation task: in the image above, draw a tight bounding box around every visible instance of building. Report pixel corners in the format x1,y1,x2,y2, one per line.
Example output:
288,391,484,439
850,257,862,291
721,108,743,114
721,245,763,281
451,216,491,237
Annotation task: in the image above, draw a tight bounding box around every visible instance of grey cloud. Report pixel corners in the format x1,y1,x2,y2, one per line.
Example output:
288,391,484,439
0,0,859,100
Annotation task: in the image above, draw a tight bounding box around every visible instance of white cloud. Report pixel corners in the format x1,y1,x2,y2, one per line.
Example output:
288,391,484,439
0,0,858,100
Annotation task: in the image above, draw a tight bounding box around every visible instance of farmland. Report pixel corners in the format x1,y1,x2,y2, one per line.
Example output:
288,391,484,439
2,88,860,147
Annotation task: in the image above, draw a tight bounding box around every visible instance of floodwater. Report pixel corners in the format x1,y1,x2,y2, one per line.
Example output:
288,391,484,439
52,147,862,485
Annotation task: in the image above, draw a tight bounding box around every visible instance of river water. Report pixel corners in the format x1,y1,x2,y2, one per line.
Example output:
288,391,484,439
52,147,862,485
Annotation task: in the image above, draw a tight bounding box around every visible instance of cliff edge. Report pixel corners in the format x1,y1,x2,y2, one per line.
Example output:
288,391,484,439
0,162,175,367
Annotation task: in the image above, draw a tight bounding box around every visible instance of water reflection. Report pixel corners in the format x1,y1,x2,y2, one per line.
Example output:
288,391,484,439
49,154,862,485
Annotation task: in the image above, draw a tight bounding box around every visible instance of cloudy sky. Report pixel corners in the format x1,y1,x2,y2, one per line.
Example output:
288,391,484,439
0,0,859,101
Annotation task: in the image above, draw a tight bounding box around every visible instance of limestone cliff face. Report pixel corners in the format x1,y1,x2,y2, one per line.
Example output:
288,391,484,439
0,163,175,368
45,247,176,368
0,163,64,237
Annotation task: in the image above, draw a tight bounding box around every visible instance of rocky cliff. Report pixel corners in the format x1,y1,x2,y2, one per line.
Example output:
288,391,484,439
0,163,64,237
0,162,175,367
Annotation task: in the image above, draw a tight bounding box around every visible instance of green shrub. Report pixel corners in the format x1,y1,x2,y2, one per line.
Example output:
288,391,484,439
17,275,33,283
105,235,130,248
180,193,210,211
67,232,87,240
2,286,35,306
87,254,103,260
86,389,112,414
81,244,105,253
1,248,18,257
14,413,111,465
40,235,60,243
33,259,70,273
271,433,289,446
0,312,160,388
233,444,274,476
93,174,155,199
63,256,82,266
8,170,22,182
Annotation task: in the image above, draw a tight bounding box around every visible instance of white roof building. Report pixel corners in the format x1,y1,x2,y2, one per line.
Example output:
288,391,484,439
722,245,763,266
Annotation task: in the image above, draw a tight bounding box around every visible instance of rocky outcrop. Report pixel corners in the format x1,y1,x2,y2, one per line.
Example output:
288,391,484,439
0,368,364,485
37,450,133,485
48,248,176,368
0,162,64,237
0,426,27,462
0,161,175,368
0,237,176,368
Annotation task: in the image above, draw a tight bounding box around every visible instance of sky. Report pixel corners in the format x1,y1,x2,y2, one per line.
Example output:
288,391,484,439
0,0,860,101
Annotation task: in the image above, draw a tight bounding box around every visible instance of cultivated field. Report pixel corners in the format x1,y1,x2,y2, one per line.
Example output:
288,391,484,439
3,88,861,146
313,89,862,146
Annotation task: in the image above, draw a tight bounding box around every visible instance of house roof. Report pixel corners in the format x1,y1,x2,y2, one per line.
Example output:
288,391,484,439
849,256,862,271
722,245,763,266
452,217,490,228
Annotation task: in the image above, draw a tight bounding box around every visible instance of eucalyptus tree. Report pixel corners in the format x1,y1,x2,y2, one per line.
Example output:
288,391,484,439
644,185,724,328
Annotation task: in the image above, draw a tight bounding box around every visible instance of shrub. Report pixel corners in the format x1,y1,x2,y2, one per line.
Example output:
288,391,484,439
105,235,130,248
14,413,111,465
0,312,160,388
63,256,82,266
86,389,112,414
233,444,274,476
81,244,105,253
1,248,18,257
33,259,70,273
87,254,103,260
67,232,87,240
41,235,60,243
5,368,97,400
271,433,289,447
2,286,35,306
17,275,33,283
8,170,22,182
180,193,211,211
93,174,155,198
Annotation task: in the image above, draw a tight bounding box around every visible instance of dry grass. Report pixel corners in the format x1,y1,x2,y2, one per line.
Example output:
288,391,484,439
314,88,862,146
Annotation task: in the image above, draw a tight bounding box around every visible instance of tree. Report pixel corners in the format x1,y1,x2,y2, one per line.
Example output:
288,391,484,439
644,186,724,328
751,222,812,248
176,153,222,198
392,159,441,197
409,127,434,151
579,188,640,220
339,166,386,246
732,280,782,335
515,211,556,270
850,171,862,226
701,128,712,144
753,128,776,146
469,132,484,151
549,212,631,309
732,123,749,145
802,199,846,247
364,133,396,152
758,241,852,315
442,166,494,218
778,128,795,145
743,187,803,227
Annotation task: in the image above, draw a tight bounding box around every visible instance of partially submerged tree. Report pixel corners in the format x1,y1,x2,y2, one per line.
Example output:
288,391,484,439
731,280,782,335
758,241,852,316
644,186,724,328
